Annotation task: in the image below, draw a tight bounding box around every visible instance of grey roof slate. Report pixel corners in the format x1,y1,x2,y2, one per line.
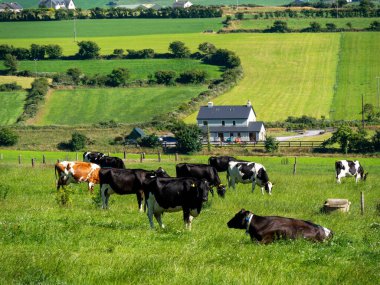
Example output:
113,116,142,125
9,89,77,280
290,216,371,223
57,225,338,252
200,122,264,133
197,105,256,120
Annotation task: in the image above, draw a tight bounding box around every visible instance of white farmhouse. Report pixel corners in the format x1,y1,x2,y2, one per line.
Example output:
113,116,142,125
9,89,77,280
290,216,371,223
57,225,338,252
197,101,266,143
172,0,193,9
38,0,75,10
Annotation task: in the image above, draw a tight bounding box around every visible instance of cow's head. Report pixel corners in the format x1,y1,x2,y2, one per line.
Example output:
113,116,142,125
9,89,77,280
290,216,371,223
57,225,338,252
363,172,369,181
227,209,250,229
155,167,170,178
196,179,209,202
216,184,226,198
264,182,273,195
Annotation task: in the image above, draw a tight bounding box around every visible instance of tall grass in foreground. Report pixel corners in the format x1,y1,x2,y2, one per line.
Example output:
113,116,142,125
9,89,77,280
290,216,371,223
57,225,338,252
0,155,378,284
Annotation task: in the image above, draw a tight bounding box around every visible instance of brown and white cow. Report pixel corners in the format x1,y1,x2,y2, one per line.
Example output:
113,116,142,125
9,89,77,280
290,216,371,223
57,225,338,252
227,209,333,244
55,161,100,192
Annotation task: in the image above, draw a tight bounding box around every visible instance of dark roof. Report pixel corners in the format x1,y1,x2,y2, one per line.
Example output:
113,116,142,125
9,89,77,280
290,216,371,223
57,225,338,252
0,2,23,9
126,127,145,140
200,122,265,133
197,105,256,120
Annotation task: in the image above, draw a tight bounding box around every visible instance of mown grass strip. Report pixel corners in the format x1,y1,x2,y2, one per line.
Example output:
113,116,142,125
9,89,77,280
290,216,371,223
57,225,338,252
0,91,27,125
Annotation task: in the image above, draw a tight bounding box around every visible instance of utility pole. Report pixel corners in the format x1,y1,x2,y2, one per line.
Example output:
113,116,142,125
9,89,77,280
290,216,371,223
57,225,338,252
376,76,380,109
73,17,77,42
361,94,365,129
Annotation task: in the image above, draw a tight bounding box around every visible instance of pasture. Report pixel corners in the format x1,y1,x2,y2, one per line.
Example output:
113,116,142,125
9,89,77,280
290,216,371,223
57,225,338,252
33,86,206,125
0,152,378,284
0,21,379,123
0,59,222,79
0,91,27,125
0,76,35,89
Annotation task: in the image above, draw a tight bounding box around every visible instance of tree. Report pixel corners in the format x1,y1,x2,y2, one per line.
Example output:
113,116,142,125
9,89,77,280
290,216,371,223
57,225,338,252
362,103,378,122
172,124,202,154
322,124,352,154
45,44,62,59
325,23,337,32
138,134,160,148
106,68,129,87
235,12,244,20
372,130,380,151
168,41,191,58
346,22,353,30
0,128,18,146
177,70,207,84
264,136,279,153
269,21,290,33
69,132,87,151
198,42,216,55
368,21,380,31
76,41,100,59
204,49,241,68
30,44,45,60
3,54,18,74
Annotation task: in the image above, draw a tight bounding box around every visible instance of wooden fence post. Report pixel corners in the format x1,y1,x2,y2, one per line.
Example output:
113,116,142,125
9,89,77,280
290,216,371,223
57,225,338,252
293,157,297,175
360,191,365,215
175,153,178,162
31,158,35,167
123,151,126,159
158,151,161,162
140,153,143,163
42,154,46,164
18,154,21,165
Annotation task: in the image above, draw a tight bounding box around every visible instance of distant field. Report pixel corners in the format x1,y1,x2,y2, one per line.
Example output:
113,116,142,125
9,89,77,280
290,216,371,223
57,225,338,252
0,76,35,89
0,91,27,125
0,59,222,79
236,17,380,30
34,86,206,125
0,18,223,39
333,33,380,120
14,0,292,9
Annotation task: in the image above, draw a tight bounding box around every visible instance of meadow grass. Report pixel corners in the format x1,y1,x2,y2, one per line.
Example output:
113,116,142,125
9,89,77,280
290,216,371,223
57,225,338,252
0,20,379,122
0,59,222,79
236,17,380,30
0,91,27,125
0,75,35,89
33,86,206,125
0,153,378,284
332,32,380,120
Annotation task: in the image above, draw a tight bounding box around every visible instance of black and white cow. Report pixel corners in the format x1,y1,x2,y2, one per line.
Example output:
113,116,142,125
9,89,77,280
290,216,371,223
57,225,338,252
83,151,125,169
83,151,105,164
176,163,226,197
99,167,169,211
143,177,209,229
335,160,368,183
227,161,273,195
227,209,333,244
208,156,237,172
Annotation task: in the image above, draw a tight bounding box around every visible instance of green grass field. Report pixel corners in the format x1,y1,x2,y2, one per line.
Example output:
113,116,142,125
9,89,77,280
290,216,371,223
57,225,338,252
0,91,27,125
236,17,380,30
0,75,35,89
0,152,378,284
0,59,222,79
34,86,206,125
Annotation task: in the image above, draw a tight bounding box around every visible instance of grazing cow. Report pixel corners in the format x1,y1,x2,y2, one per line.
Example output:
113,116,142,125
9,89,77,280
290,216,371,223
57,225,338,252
143,177,209,229
98,156,125,169
227,161,273,195
227,209,333,244
55,161,100,193
83,151,105,164
335,160,368,183
208,156,237,172
99,167,169,211
176,163,226,197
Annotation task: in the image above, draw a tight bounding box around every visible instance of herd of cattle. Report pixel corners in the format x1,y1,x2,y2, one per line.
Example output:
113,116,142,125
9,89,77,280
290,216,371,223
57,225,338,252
54,152,368,244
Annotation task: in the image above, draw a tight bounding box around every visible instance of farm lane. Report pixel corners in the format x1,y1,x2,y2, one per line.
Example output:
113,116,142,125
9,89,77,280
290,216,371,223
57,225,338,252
276,130,325,141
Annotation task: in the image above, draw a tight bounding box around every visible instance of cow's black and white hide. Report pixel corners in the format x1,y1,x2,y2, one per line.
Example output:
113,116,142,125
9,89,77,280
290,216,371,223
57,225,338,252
335,160,368,183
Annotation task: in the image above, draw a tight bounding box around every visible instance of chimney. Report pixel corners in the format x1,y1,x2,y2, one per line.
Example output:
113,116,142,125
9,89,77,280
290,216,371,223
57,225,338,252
247,100,251,107
207,102,213,108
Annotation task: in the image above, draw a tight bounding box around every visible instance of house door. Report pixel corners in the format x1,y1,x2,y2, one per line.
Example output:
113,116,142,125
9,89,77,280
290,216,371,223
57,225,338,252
249,132,256,142
218,132,224,142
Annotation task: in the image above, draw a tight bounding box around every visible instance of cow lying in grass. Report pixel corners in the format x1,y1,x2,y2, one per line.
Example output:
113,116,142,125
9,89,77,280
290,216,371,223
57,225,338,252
227,209,333,244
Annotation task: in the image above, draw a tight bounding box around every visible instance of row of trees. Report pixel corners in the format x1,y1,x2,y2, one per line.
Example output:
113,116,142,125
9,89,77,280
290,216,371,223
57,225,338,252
0,44,62,61
0,6,222,22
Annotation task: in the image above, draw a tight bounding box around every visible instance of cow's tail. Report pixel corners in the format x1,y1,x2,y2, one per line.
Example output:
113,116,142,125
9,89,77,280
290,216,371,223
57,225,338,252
54,164,60,190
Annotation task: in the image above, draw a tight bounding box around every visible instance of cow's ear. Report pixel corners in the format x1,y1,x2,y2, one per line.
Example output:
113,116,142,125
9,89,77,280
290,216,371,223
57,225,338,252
240,208,245,213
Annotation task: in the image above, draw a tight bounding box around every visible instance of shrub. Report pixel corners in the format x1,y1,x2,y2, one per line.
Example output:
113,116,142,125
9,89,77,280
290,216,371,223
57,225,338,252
106,68,129,87
45,44,62,59
0,128,18,146
264,136,279,153
69,132,87,151
154,70,176,85
76,41,100,59
177,70,207,84
3,54,18,74
66,68,82,85
172,123,202,154
168,41,191,58
138,134,161,148
0,82,22,91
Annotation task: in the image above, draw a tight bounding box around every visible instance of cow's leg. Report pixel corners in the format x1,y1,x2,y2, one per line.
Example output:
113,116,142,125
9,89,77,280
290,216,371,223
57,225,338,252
100,184,109,209
88,182,95,193
251,180,256,193
146,194,155,228
336,172,344,183
154,211,164,229
261,187,264,195
355,174,360,183
136,191,144,212
183,209,192,230
227,172,231,188
230,178,236,190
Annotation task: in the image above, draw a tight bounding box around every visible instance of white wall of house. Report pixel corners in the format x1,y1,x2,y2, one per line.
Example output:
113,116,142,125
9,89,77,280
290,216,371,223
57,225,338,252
67,0,76,9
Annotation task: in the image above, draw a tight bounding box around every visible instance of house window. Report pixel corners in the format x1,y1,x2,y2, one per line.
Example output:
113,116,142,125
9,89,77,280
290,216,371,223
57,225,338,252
233,121,236,126
203,121,208,126
230,132,233,137
238,132,241,137
222,121,225,126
